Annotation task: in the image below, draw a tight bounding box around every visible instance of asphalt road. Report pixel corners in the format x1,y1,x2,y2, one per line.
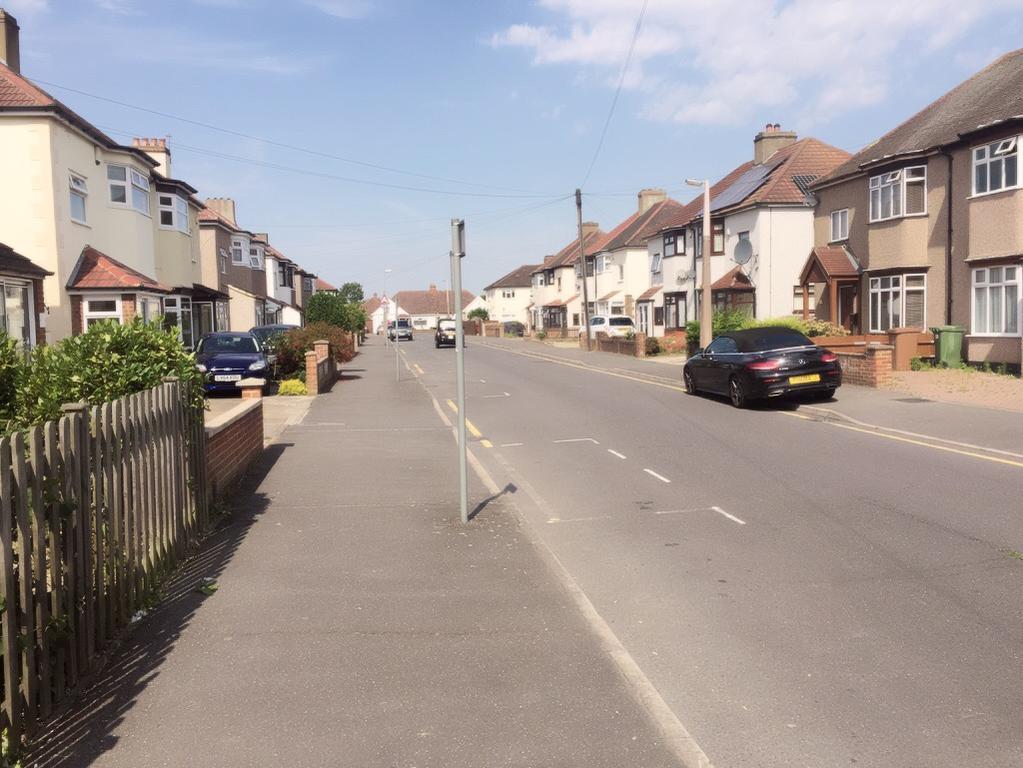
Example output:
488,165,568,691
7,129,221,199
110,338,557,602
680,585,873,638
395,335,1023,768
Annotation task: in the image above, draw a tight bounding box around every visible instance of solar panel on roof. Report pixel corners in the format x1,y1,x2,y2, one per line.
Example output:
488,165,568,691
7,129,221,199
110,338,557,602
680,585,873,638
792,174,818,197
709,164,772,212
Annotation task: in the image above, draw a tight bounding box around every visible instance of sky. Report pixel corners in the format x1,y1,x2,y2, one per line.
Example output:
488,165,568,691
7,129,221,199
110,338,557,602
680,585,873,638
6,0,1023,297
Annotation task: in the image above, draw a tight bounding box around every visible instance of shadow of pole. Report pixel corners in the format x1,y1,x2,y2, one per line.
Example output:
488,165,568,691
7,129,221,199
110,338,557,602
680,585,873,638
468,482,517,522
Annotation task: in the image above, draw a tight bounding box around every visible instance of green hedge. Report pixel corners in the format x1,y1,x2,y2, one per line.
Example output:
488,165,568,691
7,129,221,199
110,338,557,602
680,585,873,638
686,311,849,346
1,320,204,434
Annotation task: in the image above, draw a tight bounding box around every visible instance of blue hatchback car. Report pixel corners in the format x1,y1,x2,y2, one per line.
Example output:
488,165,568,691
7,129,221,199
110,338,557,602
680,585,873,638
195,332,269,394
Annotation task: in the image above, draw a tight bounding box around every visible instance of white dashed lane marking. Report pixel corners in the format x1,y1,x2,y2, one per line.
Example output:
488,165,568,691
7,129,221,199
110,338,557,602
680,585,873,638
607,449,627,460
643,468,671,484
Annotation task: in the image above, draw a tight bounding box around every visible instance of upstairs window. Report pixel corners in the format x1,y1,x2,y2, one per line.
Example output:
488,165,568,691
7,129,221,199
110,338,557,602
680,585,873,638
869,166,926,222
595,255,606,273
107,164,150,215
231,239,246,264
219,248,228,274
973,137,1019,195
663,234,676,257
158,194,190,233
303,277,314,292
502,289,515,299
249,247,264,270
711,221,725,255
830,209,849,241
69,173,88,224
650,253,663,274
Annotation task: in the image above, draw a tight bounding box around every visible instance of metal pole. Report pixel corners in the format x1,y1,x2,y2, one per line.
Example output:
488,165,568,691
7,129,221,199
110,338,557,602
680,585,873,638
700,181,713,349
576,189,592,351
451,219,469,525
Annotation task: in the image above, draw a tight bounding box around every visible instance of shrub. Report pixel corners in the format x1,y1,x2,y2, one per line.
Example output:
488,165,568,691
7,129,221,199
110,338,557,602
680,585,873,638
267,322,355,380
0,334,25,432
644,337,661,356
468,307,489,321
536,329,547,340
8,320,203,432
277,379,308,396
802,318,849,337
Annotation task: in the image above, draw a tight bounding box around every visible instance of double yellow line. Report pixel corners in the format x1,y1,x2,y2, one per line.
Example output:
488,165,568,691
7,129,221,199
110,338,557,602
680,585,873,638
446,399,492,448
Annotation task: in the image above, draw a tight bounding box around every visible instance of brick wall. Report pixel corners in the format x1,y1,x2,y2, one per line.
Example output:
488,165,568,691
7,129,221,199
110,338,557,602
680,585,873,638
305,339,338,393
579,331,647,357
70,295,82,336
206,399,264,499
835,345,893,388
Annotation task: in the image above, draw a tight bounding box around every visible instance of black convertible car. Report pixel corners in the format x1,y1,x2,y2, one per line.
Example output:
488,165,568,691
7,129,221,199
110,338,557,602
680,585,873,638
683,326,841,408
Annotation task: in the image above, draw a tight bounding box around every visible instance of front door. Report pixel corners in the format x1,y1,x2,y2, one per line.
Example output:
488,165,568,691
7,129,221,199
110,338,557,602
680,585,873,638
637,302,650,335
839,284,857,332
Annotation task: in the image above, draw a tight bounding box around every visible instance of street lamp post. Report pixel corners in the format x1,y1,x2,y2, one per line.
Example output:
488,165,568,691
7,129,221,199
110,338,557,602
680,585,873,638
685,178,713,349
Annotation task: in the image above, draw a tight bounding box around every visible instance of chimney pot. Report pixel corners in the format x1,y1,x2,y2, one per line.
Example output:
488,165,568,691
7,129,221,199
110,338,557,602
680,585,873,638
0,10,20,74
754,123,797,164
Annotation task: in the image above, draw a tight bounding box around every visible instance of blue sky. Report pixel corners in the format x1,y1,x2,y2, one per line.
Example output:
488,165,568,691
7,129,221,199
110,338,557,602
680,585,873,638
7,0,1023,296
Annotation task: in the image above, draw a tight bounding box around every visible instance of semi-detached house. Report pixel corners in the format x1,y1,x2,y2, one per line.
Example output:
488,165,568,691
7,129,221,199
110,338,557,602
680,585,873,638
804,48,1023,367
530,223,604,332
483,263,540,326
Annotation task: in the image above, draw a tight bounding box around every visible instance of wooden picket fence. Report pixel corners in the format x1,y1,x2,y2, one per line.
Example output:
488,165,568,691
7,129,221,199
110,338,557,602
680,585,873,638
0,377,208,743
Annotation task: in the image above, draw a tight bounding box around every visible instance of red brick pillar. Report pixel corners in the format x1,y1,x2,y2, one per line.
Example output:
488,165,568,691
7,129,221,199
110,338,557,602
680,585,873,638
634,332,647,357
865,344,893,387
314,339,330,362
305,350,319,393
70,295,83,336
237,378,264,399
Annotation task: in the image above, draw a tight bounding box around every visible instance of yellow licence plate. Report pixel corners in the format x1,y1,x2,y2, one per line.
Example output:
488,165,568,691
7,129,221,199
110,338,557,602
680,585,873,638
789,373,821,385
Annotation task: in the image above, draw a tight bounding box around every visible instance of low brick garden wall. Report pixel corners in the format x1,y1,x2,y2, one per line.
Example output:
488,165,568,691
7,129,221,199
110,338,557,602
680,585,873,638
579,331,647,357
206,399,264,498
835,345,893,387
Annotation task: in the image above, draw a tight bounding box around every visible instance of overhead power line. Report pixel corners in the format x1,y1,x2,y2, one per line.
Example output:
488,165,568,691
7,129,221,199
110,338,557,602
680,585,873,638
579,0,650,189
34,78,547,196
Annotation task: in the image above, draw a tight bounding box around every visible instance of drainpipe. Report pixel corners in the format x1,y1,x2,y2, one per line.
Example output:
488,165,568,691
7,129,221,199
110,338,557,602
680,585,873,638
943,150,954,325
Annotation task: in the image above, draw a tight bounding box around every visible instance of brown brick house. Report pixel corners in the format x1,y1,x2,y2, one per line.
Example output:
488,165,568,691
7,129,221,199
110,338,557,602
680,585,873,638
806,49,1023,366
0,240,51,347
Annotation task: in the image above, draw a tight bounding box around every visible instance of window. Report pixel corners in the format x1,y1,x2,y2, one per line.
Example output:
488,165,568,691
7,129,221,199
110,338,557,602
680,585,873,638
83,296,121,328
163,296,194,348
502,289,515,299
107,164,150,215
595,255,607,273
610,303,624,315
973,137,1019,195
792,286,816,313
664,293,687,329
219,248,228,274
215,301,230,331
869,273,926,332
617,264,624,282
0,281,31,347
158,194,190,233
249,246,263,270
712,221,725,254
664,234,676,257
830,209,849,241
651,253,662,273
303,277,314,293
869,166,926,222
69,174,88,224
972,266,1019,335
231,239,245,264
572,313,580,326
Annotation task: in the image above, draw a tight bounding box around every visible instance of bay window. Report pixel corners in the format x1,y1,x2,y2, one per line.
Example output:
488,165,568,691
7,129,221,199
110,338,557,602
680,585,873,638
107,164,150,215
249,246,264,270
869,273,926,332
869,166,926,222
231,238,246,264
69,174,88,224
972,266,1019,336
973,137,1019,195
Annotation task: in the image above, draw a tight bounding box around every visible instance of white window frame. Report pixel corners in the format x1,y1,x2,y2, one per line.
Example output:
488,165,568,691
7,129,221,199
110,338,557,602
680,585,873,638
502,289,515,299
83,295,122,328
650,253,663,274
158,193,191,234
971,265,1020,337
231,238,247,265
249,245,264,270
69,173,88,225
793,285,816,313
869,166,926,223
868,273,926,332
830,208,849,242
971,136,1020,197
107,164,151,215
595,254,606,273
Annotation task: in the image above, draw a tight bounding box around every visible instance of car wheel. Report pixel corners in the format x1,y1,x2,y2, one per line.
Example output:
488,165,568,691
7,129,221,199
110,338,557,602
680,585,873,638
683,368,697,395
729,376,747,409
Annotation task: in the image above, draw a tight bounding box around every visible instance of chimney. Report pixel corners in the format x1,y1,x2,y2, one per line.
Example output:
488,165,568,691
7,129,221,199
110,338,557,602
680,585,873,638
754,122,797,164
0,10,20,74
205,197,237,226
428,283,438,293
637,188,667,214
581,221,600,238
132,137,171,177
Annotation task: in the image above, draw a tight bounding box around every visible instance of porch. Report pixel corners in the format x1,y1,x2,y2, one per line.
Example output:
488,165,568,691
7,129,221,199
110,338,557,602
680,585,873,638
799,245,863,332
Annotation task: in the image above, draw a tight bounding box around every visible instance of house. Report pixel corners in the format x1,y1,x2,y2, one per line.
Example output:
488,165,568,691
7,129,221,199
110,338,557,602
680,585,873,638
363,294,383,333
648,126,849,338
531,223,604,332
483,264,539,325
462,294,489,320
0,240,50,347
805,49,1023,367
315,278,337,292
392,285,474,330
260,239,304,326
582,190,685,336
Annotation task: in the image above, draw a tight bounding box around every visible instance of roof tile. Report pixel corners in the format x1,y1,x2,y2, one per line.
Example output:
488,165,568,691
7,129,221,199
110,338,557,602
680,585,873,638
66,246,170,292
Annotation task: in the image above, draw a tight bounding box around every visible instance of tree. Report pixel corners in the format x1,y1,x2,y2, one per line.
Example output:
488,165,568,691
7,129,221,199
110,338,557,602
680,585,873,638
306,291,367,334
338,282,364,304
467,307,489,321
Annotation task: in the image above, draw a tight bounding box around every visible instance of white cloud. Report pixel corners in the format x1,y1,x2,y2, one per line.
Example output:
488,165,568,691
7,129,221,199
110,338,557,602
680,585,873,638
3,0,50,15
304,0,374,19
492,0,1023,126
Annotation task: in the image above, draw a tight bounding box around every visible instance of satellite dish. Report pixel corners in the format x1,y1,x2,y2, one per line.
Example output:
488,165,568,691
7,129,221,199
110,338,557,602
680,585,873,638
733,238,753,266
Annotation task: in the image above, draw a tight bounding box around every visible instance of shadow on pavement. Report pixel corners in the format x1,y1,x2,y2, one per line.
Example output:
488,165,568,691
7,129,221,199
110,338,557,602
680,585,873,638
469,482,517,522
23,443,290,768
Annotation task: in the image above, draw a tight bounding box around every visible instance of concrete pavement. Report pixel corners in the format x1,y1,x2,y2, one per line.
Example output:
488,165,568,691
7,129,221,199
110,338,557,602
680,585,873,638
25,338,680,768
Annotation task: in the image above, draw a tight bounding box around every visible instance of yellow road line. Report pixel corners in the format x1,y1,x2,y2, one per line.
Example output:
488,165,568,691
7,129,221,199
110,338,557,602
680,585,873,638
481,439,493,448
481,343,1023,472
413,364,424,375
445,399,483,438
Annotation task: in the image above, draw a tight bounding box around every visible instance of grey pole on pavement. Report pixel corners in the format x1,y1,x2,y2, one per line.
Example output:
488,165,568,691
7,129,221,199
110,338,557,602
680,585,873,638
575,189,592,351
685,179,714,349
451,219,469,524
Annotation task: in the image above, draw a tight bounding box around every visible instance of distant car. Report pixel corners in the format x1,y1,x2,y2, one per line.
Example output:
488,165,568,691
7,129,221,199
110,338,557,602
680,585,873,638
250,324,298,349
435,318,461,348
195,332,269,394
502,321,525,337
580,315,634,339
388,318,413,341
682,326,842,408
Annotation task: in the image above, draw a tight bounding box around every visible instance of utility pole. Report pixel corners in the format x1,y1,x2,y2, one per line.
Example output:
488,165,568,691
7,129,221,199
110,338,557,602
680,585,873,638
450,219,469,525
686,179,713,348
576,188,592,351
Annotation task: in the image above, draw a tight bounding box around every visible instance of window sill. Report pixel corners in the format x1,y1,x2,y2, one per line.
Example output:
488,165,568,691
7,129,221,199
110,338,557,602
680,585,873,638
967,186,1020,201
967,332,1022,339
70,219,90,228
828,237,848,244
868,213,928,224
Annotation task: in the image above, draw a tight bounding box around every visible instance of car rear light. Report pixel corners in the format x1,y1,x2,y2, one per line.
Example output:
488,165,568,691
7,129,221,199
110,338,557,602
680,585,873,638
747,358,782,371
820,351,838,363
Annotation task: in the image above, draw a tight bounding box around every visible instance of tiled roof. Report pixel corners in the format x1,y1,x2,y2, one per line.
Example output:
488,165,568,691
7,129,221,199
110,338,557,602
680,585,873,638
393,287,475,316
543,295,577,308
637,286,662,301
593,198,687,252
315,278,337,291
817,48,1023,186
485,263,542,291
0,62,156,166
800,245,862,283
599,290,619,301
536,228,606,271
198,207,255,236
363,295,383,314
66,246,170,293
711,265,755,291
0,241,51,279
